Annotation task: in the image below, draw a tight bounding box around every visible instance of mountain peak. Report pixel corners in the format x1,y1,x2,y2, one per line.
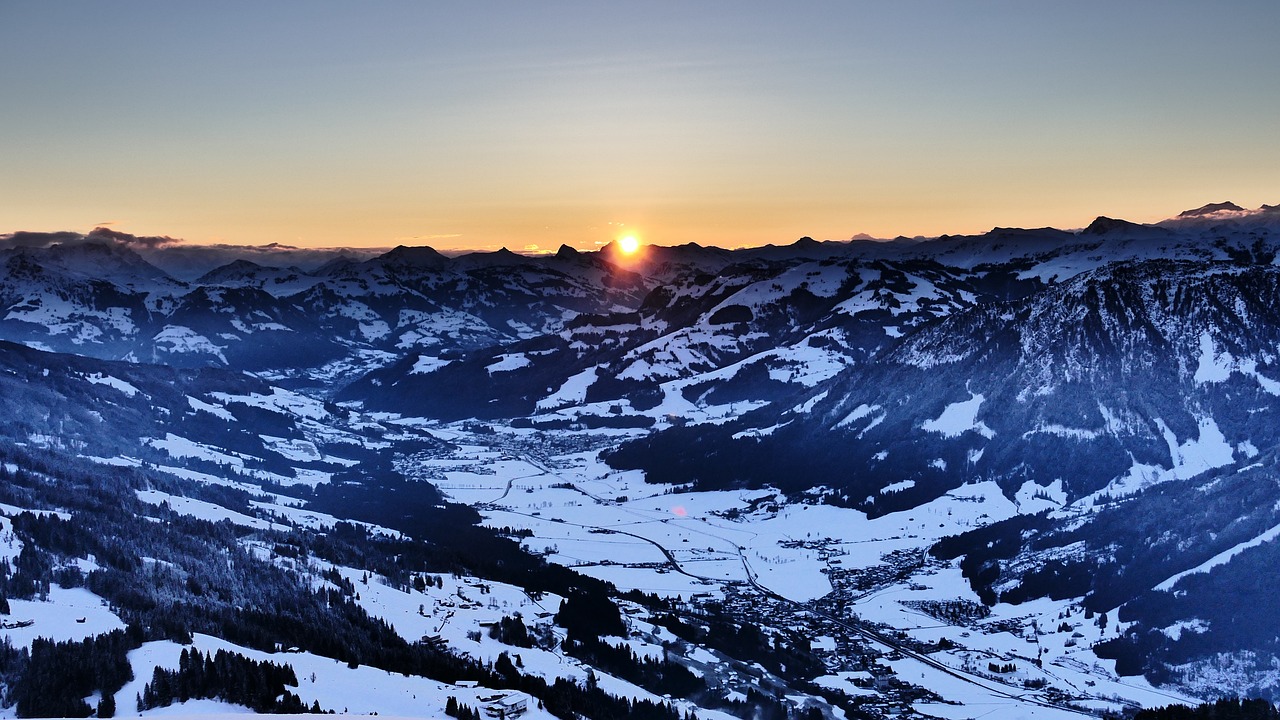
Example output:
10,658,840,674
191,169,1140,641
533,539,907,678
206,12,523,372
1083,216,1140,234
1178,201,1246,218
377,245,449,269
195,258,266,284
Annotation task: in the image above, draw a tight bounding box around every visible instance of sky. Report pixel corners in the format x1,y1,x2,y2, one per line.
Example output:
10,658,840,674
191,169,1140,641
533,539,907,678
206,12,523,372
2,1,1278,252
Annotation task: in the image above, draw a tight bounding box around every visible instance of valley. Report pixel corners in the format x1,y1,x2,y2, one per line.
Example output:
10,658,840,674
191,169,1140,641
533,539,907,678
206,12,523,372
397,421,1193,718
0,203,1279,718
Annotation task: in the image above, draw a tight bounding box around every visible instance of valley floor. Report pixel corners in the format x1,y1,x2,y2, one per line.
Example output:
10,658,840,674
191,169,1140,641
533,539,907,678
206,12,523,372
391,421,1201,719
0,416,1202,720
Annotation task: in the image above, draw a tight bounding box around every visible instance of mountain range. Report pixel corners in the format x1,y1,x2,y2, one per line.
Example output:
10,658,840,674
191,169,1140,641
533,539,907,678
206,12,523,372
2,202,1280,717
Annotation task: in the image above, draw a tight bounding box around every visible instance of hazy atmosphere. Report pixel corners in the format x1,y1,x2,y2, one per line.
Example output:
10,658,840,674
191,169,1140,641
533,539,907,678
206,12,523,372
4,1,1278,251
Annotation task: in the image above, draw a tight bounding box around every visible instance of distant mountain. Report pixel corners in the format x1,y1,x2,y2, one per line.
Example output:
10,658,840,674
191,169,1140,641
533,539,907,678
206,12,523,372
1177,201,1246,218
610,258,1280,510
0,240,655,383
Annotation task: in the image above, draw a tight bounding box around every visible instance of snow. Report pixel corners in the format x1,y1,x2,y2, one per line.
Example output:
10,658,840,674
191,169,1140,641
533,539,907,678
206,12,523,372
813,672,875,696
1015,479,1066,514
1022,424,1100,441
1156,415,1234,481
1191,332,1280,394
896,650,1085,717
409,430,1192,712
1,585,126,649
1160,619,1209,641
4,389,1211,720
1076,460,1164,508
731,421,789,439
1193,332,1232,383
424,430,1025,607
260,435,322,462
410,355,452,374
790,390,828,415
762,344,850,387
536,366,598,411
148,433,247,469
359,320,391,341
210,387,330,421
486,353,532,374
136,489,290,532
0,502,71,520
84,372,140,397
154,325,228,363
836,404,879,428
857,413,886,438
922,392,995,439
113,634,564,720
188,396,236,421
1156,521,1280,591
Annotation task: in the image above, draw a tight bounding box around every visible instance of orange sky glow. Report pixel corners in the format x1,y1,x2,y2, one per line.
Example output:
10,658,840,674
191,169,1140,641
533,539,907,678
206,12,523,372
2,3,1277,252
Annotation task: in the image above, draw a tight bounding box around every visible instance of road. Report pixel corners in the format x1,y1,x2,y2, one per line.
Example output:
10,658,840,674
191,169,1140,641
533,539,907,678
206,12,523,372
737,552,1096,717
477,454,1113,717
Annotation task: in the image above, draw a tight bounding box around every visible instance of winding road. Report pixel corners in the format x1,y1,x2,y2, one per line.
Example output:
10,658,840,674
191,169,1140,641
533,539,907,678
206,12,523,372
477,451,1135,717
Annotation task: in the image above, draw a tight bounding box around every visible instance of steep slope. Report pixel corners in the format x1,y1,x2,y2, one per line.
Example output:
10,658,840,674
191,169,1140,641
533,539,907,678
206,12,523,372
0,241,658,383
0,248,157,356
609,259,1280,512
341,255,1028,421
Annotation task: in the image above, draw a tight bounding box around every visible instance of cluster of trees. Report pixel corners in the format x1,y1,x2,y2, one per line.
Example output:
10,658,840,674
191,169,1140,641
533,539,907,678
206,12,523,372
556,590,627,641
901,599,991,625
562,635,704,699
1098,538,1280,686
445,696,482,720
488,614,536,648
0,441,712,720
928,449,1280,698
654,608,824,683
714,687,796,720
6,628,139,718
1135,698,1280,720
0,410,838,720
137,648,320,714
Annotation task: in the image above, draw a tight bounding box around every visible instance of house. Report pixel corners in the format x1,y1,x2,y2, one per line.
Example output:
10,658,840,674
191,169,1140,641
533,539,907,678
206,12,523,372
483,692,529,718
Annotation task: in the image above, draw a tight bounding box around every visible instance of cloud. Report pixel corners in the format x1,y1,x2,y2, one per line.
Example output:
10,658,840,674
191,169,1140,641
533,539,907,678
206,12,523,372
85,226,183,248
0,227,185,250
0,230,86,248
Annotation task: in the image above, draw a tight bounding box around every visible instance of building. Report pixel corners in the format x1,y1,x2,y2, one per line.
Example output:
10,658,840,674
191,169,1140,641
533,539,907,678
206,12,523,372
482,692,529,719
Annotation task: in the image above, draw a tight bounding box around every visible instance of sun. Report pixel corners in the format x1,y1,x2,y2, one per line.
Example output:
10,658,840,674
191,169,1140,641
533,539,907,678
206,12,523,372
618,234,641,255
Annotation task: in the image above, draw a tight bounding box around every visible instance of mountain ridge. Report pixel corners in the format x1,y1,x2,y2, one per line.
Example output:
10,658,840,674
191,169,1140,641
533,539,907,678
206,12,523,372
3,203,1280,710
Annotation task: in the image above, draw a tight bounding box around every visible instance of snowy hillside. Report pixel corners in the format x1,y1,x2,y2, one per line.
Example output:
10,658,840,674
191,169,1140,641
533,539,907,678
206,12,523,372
2,203,1280,718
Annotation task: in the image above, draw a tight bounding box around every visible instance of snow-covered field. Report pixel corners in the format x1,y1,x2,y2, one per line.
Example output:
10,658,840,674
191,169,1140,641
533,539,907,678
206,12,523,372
56,405,1205,719
393,423,1202,718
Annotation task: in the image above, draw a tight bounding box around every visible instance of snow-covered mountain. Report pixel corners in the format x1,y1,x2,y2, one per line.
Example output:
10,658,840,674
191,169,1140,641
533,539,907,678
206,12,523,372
0,239,656,383
4,203,1280,715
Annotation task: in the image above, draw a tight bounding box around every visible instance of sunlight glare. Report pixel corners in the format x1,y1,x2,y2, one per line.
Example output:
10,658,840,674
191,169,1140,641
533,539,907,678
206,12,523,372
618,235,641,255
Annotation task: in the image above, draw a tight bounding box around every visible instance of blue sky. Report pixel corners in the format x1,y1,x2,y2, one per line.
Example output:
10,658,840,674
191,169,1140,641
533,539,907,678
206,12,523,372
2,1,1277,250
